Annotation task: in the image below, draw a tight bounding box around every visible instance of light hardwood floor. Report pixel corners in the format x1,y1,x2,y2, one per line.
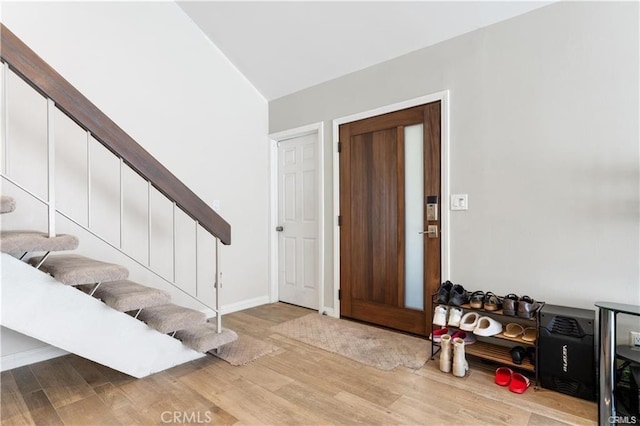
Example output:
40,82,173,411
1,303,596,425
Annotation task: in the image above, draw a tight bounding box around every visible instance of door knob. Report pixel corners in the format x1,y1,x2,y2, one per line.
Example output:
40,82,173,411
418,225,438,238
275,226,284,232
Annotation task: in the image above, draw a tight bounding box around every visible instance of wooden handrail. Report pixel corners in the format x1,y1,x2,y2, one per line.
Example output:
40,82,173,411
0,24,231,244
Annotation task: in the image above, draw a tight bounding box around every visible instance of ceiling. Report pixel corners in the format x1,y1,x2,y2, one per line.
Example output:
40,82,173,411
178,1,553,100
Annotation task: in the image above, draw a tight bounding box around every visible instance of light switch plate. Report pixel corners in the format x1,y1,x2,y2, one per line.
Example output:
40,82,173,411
451,194,468,211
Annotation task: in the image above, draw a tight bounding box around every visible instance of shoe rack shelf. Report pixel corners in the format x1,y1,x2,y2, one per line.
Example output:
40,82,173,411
457,303,537,322
431,300,541,379
465,342,535,372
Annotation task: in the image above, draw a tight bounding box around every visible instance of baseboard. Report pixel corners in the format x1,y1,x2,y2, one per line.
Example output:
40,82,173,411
322,307,336,318
223,296,270,315
200,295,271,319
0,345,68,372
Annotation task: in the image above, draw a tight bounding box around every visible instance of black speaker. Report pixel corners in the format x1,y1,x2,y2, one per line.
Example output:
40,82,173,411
538,304,597,401
630,366,640,416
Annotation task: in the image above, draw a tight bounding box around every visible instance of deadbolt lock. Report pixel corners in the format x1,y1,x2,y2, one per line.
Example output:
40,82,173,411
426,195,438,221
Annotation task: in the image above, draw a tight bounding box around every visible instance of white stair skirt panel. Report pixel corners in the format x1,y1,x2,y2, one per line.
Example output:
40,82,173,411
0,253,205,378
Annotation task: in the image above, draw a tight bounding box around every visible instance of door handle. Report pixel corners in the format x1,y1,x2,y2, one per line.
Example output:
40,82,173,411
276,226,284,232
418,225,438,238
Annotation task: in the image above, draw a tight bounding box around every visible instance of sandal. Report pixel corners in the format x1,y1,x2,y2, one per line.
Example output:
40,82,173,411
451,329,476,345
483,292,503,311
509,372,531,394
495,367,513,386
469,291,484,309
522,327,537,342
430,327,450,342
503,323,525,338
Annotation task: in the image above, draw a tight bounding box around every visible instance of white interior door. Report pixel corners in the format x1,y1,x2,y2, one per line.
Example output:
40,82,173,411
277,133,319,310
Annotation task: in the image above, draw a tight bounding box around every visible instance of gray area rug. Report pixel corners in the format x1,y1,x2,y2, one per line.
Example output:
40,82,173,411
210,334,280,366
271,313,430,370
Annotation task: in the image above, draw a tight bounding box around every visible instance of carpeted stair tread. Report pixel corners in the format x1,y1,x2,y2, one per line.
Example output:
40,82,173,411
175,323,238,353
1,196,16,214
93,280,171,312
138,303,206,334
1,231,79,253
27,254,129,285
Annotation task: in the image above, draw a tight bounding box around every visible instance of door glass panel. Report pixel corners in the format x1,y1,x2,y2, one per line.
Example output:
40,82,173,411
404,124,424,310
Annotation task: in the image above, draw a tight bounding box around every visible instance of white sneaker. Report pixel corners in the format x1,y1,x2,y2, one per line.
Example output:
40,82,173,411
433,305,448,326
448,308,463,327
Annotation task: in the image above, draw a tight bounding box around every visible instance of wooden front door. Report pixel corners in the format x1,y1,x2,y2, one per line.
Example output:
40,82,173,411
339,102,441,336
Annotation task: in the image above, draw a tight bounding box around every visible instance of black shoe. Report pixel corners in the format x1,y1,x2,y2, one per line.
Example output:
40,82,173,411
526,347,536,365
510,346,526,365
448,284,469,307
435,281,453,304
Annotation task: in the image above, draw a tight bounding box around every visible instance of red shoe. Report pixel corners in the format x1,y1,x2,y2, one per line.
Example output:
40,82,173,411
451,330,476,345
451,330,464,339
495,367,513,386
509,372,531,394
430,327,449,342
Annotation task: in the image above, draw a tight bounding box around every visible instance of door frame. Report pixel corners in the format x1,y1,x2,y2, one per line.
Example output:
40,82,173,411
269,122,325,313
332,91,450,319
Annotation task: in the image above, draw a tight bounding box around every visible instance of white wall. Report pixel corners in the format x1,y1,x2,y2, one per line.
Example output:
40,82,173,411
1,2,269,362
270,1,640,332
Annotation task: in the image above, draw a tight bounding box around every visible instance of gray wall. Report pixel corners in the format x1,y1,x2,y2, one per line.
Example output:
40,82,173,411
270,1,640,320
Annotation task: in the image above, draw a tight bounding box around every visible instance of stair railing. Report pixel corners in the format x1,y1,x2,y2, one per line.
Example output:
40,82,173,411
0,24,229,333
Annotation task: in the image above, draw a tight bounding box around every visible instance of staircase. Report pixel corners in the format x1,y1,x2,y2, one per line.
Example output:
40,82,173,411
1,195,237,377
0,24,239,378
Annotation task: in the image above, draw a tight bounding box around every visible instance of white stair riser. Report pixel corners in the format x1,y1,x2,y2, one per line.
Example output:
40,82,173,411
1,253,204,378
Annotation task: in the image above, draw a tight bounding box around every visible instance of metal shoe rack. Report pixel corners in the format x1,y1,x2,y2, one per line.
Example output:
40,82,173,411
430,296,542,384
